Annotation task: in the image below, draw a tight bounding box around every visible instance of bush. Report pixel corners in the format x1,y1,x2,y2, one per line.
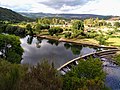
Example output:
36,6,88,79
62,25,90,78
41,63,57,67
5,25,26,36
106,30,115,35
71,29,82,38
19,61,63,90
95,31,109,45
43,24,50,29
85,32,98,38
72,20,84,31
95,35,109,45
48,27,63,36
114,22,120,28
0,60,27,90
85,30,98,38
26,24,33,35
35,24,50,31
64,32,71,38
0,23,7,33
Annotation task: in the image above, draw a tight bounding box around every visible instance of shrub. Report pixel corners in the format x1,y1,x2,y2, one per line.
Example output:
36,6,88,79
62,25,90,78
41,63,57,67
48,27,63,36
95,35,109,45
64,32,71,38
5,25,26,36
0,60,27,90
19,61,63,90
114,22,120,28
85,30,98,38
72,20,84,31
0,23,7,33
95,31,109,45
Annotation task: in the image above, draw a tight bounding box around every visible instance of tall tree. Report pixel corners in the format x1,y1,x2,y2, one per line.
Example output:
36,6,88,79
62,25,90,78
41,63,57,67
0,34,23,63
72,20,84,31
114,22,120,28
26,24,33,35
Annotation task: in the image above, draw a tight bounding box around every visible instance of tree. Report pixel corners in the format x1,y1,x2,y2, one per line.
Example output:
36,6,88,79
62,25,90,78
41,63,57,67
71,20,84,38
26,24,33,35
114,22,120,28
107,22,112,27
35,24,42,34
37,18,50,25
95,31,109,45
0,34,23,63
3,25,26,36
64,32,71,38
72,20,84,31
48,27,63,36
0,21,8,33
85,29,98,38
94,17,99,27
62,57,106,90
84,18,94,27
19,61,63,90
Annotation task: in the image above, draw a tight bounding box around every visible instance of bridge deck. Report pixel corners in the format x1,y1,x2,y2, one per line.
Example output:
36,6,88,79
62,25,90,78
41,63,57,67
57,49,120,71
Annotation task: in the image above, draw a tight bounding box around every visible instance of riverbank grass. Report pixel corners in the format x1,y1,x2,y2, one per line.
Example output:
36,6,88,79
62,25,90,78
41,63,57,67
106,38,120,46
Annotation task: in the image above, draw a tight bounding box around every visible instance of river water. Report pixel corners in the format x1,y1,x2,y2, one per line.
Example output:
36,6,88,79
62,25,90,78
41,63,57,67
20,35,97,68
104,66,120,90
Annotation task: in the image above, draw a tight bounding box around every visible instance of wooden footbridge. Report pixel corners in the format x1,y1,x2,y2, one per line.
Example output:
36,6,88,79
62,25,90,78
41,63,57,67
57,49,120,75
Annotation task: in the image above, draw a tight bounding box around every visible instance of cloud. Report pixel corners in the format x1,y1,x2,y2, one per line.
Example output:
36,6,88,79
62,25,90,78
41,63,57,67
40,0,95,11
0,0,33,12
0,0,120,15
63,0,120,16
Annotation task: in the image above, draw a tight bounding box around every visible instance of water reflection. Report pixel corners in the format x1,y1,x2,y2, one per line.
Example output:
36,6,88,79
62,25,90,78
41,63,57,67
64,43,71,49
64,43,82,55
36,37,42,48
47,39,59,46
20,35,97,68
71,44,82,55
27,35,33,44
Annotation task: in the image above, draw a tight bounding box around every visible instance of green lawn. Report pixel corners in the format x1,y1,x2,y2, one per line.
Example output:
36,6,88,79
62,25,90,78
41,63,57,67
106,38,120,46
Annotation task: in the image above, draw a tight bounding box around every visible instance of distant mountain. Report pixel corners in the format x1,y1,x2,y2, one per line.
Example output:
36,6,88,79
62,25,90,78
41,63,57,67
0,7,33,22
20,12,112,20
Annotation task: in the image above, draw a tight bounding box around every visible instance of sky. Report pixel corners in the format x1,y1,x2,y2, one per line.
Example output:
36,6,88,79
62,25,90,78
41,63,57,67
0,0,120,16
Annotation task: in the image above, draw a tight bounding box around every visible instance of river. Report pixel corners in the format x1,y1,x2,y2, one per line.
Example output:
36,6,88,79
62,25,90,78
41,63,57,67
20,35,98,68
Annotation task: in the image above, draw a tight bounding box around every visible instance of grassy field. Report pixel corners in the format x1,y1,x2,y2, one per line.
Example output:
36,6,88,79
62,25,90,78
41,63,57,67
38,31,120,47
107,38,120,46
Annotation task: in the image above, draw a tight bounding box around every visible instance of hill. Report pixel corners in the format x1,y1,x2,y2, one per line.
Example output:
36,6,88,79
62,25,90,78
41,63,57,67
20,12,112,20
0,7,33,22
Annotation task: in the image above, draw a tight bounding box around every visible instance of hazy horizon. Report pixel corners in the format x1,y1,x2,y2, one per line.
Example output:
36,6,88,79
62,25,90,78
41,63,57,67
0,0,120,16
